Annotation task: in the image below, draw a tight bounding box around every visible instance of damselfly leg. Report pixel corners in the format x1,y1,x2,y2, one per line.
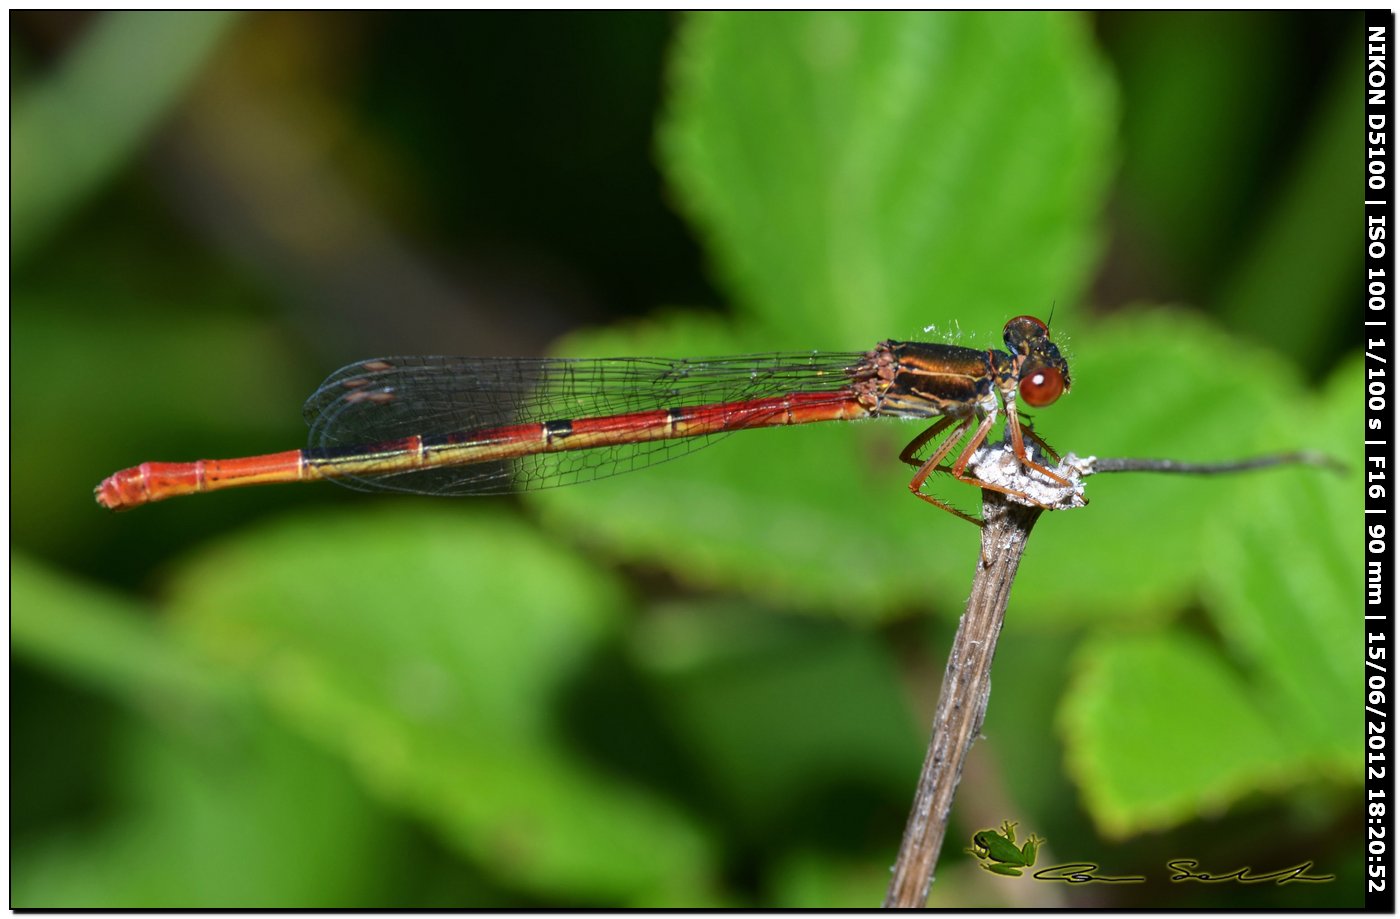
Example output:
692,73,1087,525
898,411,1072,526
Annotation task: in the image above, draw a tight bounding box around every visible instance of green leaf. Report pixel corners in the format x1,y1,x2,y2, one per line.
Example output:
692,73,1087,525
164,506,717,903
1200,355,1360,763
660,11,1116,343
14,713,399,908
534,13,1116,618
1059,360,1358,836
1060,632,1294,838
11,557,400,907
12,11,239,261
11,553,223,709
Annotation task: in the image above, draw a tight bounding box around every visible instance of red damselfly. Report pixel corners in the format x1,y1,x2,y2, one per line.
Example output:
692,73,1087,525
95,316,1075,524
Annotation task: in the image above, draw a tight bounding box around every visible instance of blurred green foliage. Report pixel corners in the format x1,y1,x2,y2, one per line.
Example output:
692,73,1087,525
12,11,1362,908
11,12,239,260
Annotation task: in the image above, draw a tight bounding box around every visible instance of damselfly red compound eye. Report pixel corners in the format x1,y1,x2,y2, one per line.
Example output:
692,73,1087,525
1019,366,1065,407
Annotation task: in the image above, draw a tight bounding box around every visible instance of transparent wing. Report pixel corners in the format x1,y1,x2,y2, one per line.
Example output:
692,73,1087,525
303,352,868,495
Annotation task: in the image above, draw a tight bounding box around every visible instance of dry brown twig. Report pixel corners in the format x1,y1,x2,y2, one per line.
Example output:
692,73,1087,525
881,438,1337,909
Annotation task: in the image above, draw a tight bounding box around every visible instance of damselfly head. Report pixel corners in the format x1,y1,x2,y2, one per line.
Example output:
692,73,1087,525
1002,315,1050,353
1003,315,1071,406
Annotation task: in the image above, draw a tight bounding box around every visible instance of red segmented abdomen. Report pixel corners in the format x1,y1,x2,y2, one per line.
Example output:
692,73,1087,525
95,391,869,510
95,450,307,510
